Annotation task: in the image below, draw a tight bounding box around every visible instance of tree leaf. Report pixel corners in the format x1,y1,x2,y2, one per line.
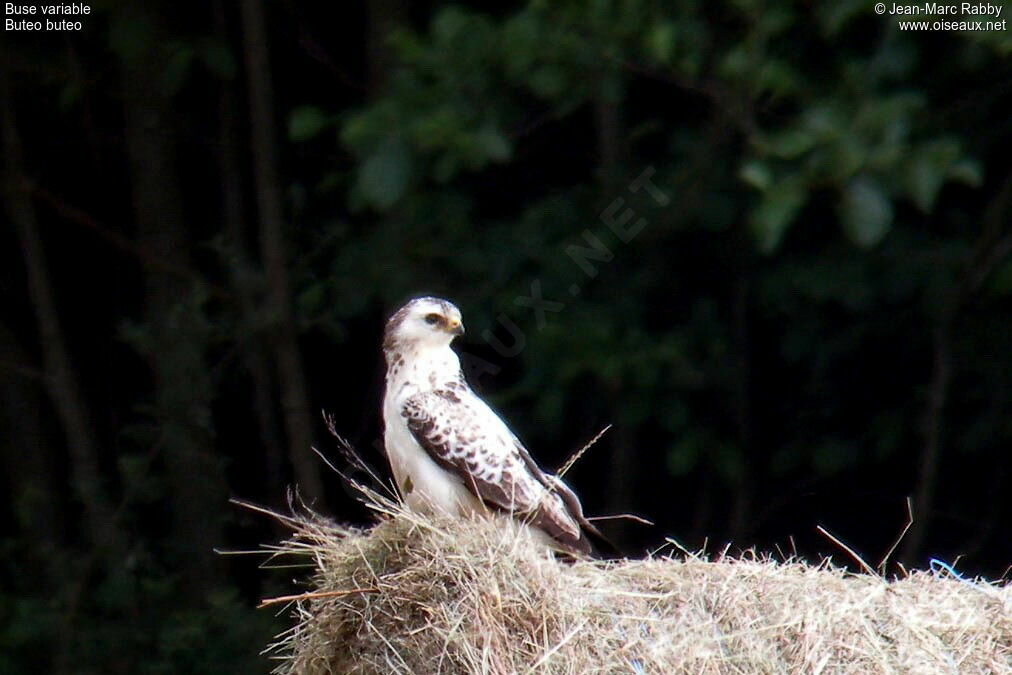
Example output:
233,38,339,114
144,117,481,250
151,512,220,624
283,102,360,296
199,41,237,80
948,158,983,188
906,139,960,212
839,176,892,247
812,440,855,475
473,124,512,163
162,45,195,96
666,437,700,477
739,160,773,191
288,106,330,143
297,283,327,317
987,260,1012,295
750,175,807,253
528,65,567,99
646,22,677,65
357,137,413,210
58,81,83,112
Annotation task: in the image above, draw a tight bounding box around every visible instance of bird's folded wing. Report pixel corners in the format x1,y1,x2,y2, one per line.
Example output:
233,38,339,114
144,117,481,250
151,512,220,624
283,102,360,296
508,433,611,543
401,389,585,547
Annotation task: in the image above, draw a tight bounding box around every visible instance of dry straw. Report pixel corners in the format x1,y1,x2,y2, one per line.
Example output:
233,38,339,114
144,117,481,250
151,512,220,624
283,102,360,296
254,486,1011,675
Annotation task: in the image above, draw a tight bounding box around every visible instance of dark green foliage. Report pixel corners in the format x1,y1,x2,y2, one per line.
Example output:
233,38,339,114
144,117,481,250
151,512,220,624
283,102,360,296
326,0,1009,498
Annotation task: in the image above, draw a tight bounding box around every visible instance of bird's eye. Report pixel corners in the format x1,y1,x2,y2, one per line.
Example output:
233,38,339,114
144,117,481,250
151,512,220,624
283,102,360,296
424,313,441,326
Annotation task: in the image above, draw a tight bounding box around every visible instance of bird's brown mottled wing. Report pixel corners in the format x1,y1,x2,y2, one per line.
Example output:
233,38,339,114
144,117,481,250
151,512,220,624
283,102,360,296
401,388,590,553
508,435,612,545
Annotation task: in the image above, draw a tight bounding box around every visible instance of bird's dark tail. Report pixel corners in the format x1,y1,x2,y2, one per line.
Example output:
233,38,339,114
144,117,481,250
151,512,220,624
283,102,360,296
544,475,625,559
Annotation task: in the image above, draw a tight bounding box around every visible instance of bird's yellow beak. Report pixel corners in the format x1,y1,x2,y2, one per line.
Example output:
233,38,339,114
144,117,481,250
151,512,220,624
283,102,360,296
447,319,464,336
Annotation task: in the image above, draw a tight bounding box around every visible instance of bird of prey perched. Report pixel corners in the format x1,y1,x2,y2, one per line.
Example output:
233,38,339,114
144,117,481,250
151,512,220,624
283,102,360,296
381,296,605,556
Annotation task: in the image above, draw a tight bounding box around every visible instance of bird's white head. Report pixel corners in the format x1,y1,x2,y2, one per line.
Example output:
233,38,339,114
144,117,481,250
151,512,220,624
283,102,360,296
383,296,465,357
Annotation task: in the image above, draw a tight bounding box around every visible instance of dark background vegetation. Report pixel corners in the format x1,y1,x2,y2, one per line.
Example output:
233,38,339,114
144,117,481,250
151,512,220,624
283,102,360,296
2,1,1011,671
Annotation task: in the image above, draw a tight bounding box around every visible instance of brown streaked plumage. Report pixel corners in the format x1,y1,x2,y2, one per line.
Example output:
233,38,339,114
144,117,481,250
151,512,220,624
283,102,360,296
381,296,605,556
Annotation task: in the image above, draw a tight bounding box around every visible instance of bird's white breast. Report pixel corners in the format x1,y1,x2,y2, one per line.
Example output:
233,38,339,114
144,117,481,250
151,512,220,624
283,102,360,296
382,345,481,516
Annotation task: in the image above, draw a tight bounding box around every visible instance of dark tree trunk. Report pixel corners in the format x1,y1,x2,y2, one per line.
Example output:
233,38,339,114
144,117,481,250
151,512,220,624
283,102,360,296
0,324,63,547
119,4,227,590
240,0,325,504
594,93,625,190
690,467,715,546
214,0,287,503
1,74,116,552
727,222,754,542
594,74,636,545
366,0,409,95
901,173,1012,563
604,410,635,548
902,317,952,564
